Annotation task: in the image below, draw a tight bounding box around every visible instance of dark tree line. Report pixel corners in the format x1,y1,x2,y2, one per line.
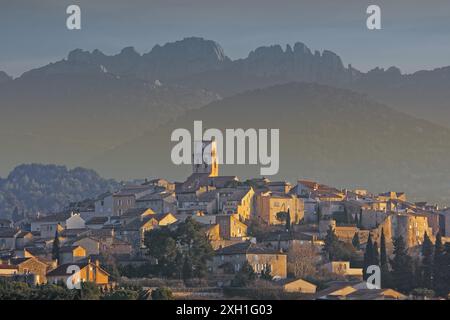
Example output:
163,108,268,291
362,228,450,297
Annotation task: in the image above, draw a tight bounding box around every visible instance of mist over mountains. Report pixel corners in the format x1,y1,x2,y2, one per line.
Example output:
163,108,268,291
86,82,450,205
0,37,449,204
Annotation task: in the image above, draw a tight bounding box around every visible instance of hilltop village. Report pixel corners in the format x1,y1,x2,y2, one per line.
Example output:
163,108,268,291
0,140,449,300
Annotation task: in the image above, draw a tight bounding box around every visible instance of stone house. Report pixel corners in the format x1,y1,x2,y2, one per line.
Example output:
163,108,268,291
255,192,304,225
10,257,49,284
46,261,109,287
211,242,287,279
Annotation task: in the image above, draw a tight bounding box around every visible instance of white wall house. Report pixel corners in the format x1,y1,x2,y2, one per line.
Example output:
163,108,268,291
66,213,86,230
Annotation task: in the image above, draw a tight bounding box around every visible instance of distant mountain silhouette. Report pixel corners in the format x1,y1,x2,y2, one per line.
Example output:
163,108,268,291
0,71,12,84
12,37,449,127
87,82,450,205
0,37,449,199
0,40,222,176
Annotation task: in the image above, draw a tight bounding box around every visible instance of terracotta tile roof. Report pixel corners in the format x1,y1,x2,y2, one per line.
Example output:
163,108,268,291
46,262,109,277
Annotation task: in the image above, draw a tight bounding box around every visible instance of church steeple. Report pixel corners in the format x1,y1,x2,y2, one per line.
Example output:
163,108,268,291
192,139,218,177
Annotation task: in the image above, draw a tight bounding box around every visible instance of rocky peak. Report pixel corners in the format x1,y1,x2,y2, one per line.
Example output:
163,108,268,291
67,49,93,63
0,71,12,84
293,42,312,56
137,37,230,81
119,46,140,59
321,50,345,71
145,37,229,63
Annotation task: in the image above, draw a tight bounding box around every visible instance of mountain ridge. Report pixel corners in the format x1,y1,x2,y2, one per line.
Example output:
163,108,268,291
9,37,448,127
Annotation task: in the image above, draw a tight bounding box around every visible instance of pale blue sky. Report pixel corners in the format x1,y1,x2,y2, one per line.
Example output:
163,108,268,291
1,0,450,77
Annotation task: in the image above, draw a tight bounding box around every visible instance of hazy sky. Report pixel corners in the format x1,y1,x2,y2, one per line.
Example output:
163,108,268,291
1,0,450,77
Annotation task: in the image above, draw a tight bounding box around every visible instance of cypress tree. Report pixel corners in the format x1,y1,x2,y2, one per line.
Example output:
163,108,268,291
373,241,380,266
433,232,446,296
343,205,351,224
285,209,291,231
354,212,359,228
52,229,60,263
379,228,391,288
442,243,450,297
317,205,322,225
323,226,339,261
363,233,374,280
359,208,363,228
390,236,414,293
420,232,434,289
352,232,360,250
182,257,193,280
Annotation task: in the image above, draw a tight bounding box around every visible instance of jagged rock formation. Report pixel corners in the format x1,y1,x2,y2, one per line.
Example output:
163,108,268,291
0,71,12,84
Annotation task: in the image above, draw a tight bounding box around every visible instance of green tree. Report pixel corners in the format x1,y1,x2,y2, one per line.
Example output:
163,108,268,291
52,229,60,263
276,211,288,223
363,233,375,280
145,227,180,278
390,236,414,294
420,232,434,289
323,226,339,261
373,241,380,266
323,226,355,261
151,287,173,300
231,262,256,287
0,278,32,299
411,288,435,299
343,205,352,224
433,232,447,296
354,212,359,228
32,283,77,300
442,243,450,297
352,232,360,250
316,205,322,225
260,267,272,281
359,208,363,227
182,257,193,280
379,228,391,288
102,289,139,300
80,282,101,300
285,209,291,231
145,218,214,279
176,217,214,279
